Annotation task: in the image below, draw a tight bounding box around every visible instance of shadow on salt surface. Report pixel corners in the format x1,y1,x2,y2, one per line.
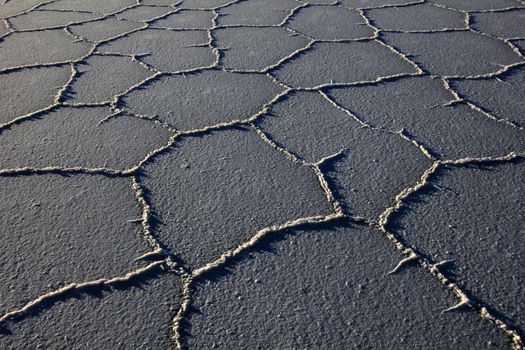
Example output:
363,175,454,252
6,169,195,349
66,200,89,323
193,218,348,284
0,264,167,335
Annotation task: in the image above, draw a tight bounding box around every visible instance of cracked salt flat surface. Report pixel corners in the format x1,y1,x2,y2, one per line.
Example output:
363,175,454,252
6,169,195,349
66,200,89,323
122,70,283,130
0,106,170,170
151,10,214,29
69,17,144,42
0,66,70,124
286,5,375,40
389,160,525,337
187,224,508,349
0,29,92,70
66,54,154,104
0,174,151,313
117,5,176,22
216,0,297,26
8,9,99,30
0,0,524,349
215,26,310,71
366,3,465,31
140,127,332,269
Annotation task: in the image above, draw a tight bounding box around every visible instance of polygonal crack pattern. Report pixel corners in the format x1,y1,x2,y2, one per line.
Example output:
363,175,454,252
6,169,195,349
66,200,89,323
66,54,154,104
122,70,283,131
188,224,510,349
0,106,171,170
389,161,525,339
40,0,136,13
0,66,71,125
0,29,92,70
272,40,417,88
217,0,298,26
381,30,522,77
151,10,214,29
97,28,214,72
1,0,525,349
256,91,432,220
69,18,144,43
472,10,525,39
116,5,175,22
214,26,310,72
8,9,99,31
287,5,375,40
0,174,151,314
450,66,525,127
341,0,416,6
366,3,465,32
328,76,525,159
1,267,181,349
139,127,332,269
429,0,523,12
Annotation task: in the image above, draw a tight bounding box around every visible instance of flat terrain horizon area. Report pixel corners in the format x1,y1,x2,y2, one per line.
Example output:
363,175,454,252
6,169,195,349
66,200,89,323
0,0,524,349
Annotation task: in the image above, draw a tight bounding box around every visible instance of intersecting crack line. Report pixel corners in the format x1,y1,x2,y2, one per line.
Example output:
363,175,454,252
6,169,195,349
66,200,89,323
439,76,525,131
1,1,525,348
169,96,374,348
2,1,145,35
375,151,525,350
130,175,192,276
319,89,438,161
171,212,347,349
0,0,56,19
179,0,243,11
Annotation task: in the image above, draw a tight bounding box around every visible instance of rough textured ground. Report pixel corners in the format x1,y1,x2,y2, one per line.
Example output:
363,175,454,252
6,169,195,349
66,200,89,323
0,0,524,349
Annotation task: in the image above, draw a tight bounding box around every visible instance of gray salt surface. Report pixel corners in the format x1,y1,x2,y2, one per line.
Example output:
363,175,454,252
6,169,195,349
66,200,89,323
214,27,310,71
366,3,465,31
287,6,375,40
0,0,46,18
0,66,70,125
390,161,525,336
41,0,135,13
382,31,522,76
328,76,525,159
0,21,8,36
143,0,180,5
0,106,170,170
97,28,214,72
0,29,92,70
0,174,150,313
1,1,525,348
151,10,214,29
1,268,180,349
273,41,416,88
69,17,144,42
66,54,153,104
303,0,340,4
257,91,431,220
341,0,417,7
472,9,525,39
122,70,282,130
8,9,99,31
217,0,297,26
515,40,525,56
178,0,232,9
451,67,525,127
187,224,509,349
116,5,175,22
429,0,523,11
140,127,332,268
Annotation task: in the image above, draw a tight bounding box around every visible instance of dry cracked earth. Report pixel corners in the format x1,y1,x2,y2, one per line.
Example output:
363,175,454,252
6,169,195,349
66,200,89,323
0,0,524,349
